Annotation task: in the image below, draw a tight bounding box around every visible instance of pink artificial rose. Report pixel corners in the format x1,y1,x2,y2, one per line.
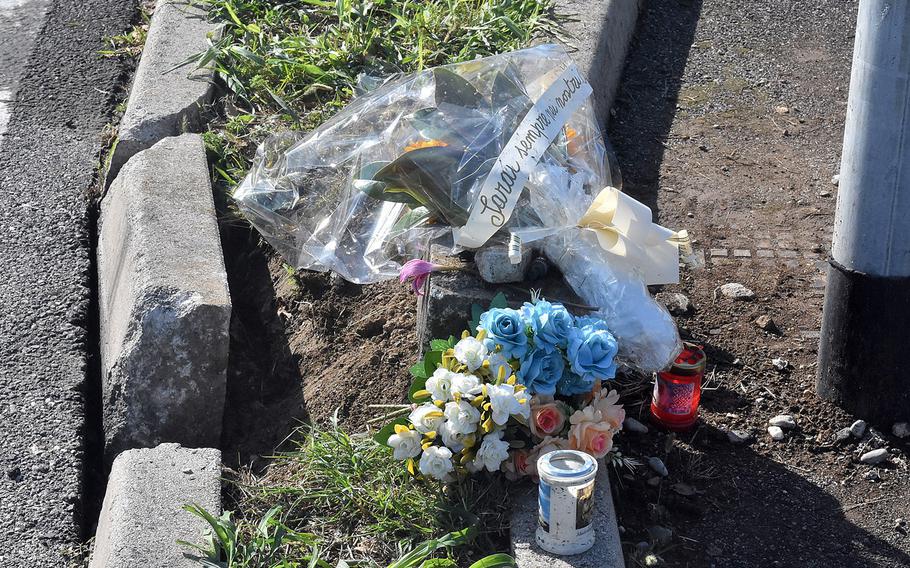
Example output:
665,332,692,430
569,421,614,458
501,449,534,480
568,406,615,459
530,397,568,438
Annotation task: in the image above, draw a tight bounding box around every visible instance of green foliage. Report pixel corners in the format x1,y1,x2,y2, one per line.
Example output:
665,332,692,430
469,292,509,331
193,424,513,567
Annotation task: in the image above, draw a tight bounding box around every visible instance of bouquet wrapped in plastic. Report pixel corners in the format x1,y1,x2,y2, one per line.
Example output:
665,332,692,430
235,44,686,372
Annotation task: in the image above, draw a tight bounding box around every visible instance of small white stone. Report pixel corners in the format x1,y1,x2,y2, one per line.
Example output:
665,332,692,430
831,174,840,186
772,358,789,371
849,420,867,438
769,415,796,429
648,457,669,477
860,448,889,465
727,429,752,444
719,282,755,300
893,422,910,439
624,417,649,433
768,425,785,441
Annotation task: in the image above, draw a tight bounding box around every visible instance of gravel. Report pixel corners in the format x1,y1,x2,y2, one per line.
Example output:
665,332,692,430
718,282,755,300
769,415,796,429
767,426,785,441
727,429,753,444
648,457,669,477
849,419,867,438
859,448,889,465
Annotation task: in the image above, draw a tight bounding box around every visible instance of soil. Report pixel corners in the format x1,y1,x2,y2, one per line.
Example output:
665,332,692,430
605,0,910,566
219,224,418,465
218,0,910,566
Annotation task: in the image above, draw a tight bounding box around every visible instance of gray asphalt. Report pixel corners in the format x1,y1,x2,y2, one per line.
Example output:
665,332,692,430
0,0,133,563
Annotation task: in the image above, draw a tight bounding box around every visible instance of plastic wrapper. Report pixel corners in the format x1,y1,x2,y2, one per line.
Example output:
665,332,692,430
235,44,681,371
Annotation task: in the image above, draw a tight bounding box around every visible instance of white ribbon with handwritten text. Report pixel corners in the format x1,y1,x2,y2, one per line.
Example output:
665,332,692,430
453,64,593,248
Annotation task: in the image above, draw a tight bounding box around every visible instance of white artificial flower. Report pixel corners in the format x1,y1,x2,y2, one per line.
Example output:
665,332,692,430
454,337,488,371
440,420,468,452
425,368,454,402
409,402,445,434
486,352,512,382
473,431,511,472
450,373,482,398
419,445,455,481
444,399,481,435
487,384,523,426
387,427,422,460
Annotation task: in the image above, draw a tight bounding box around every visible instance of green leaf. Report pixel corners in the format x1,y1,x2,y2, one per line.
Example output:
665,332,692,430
489,292,509,309
420,560,457,568
423,350,443,375
408,375,429,403
370,146,471,226
430,339,451,351
391,206,432,234
374,417,409,446
469,303,483,332
433,68,486,109
387,528,475,568
409,361,429,379
468,554,517,568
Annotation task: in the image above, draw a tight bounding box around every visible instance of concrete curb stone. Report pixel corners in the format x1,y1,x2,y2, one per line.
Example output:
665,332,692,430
98,133,230,459
89,443,221,568
511,466,624,568
104,0,219,188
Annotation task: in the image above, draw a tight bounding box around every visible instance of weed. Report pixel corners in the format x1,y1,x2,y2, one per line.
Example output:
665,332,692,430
200,423,512,567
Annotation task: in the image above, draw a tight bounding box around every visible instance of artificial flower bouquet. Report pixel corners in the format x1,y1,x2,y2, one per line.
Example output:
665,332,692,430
375,293,625,482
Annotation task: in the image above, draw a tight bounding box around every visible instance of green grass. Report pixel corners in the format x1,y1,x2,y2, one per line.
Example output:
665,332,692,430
187,424,513,567
192,0,564,189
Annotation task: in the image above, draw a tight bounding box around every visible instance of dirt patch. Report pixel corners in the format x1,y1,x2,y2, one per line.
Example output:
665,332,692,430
219,223,417,465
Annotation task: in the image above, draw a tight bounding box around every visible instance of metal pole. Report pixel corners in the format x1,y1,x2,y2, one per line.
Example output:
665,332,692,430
818,0,910,423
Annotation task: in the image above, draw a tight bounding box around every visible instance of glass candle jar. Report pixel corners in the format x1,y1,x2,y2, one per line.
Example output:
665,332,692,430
650,343,706,431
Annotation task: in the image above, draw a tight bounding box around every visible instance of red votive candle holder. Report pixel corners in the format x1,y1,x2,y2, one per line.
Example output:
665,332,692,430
650,343,706,431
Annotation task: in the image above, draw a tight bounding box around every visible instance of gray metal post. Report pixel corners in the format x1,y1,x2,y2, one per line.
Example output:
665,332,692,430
818,0,910,423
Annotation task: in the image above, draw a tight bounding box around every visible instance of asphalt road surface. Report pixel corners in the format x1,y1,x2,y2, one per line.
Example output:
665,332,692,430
0,0,132,563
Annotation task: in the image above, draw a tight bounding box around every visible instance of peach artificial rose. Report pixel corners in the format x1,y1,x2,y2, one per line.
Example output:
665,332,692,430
530,397,568,438
568,406,615,459
592,388,625,430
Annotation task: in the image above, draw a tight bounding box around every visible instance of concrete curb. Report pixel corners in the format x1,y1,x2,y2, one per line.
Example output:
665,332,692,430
103,0,218,189
98,133,230,460
89,444,221,568
511,466,624,568
91,0,229,561
558,0,642,126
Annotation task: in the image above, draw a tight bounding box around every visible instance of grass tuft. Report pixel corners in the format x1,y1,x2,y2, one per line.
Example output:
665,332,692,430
207,423,511,566
193,0,564,192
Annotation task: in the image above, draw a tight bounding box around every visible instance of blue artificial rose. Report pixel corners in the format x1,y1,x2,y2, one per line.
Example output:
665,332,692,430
478,308,529,359
517,347,566,396
566,323,618,383
521,300,575,352
556,369,596,396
